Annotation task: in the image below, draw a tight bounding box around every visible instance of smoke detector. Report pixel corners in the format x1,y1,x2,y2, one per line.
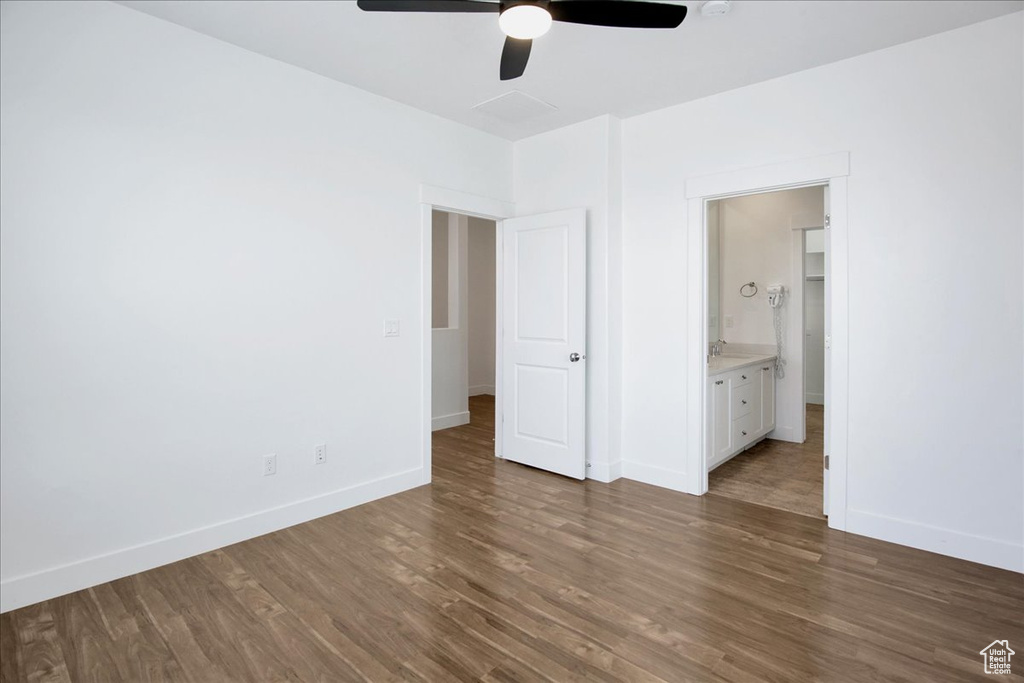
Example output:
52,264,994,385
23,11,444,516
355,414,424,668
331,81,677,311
701,0,731,17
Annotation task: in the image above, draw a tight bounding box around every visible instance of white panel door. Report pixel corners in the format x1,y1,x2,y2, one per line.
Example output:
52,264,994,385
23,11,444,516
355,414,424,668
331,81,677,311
501,209,586,479
823,187,831,516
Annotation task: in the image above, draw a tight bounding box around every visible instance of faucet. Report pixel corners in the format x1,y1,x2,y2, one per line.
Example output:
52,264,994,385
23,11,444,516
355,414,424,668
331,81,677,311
710,339,727,357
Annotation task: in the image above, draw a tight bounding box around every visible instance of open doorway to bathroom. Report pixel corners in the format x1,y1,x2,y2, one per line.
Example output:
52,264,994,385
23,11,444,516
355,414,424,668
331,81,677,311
705,185,828,519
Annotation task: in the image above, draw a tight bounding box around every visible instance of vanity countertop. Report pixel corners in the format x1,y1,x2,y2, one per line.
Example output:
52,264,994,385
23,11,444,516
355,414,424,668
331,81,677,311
708,353,777,377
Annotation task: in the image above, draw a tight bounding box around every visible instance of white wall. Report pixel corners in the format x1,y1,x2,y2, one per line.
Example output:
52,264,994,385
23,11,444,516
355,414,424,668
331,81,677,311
513,115,623,483
0,0,511,611
717,188,824,347
715,186,825,441
467,217,496,396
621,13,1023,570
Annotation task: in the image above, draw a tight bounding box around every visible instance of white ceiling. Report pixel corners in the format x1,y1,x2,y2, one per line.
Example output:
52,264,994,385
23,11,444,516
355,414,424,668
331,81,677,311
117,0,1022,140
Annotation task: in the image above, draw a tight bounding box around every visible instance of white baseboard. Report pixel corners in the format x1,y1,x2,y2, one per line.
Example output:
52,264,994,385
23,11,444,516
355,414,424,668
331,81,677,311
621,460,689,493
805,393,824,405
0,467,426,613
767,425,799,443
468,385,495,397
846,509,1024,573
432,411,470,431
587,460,622,483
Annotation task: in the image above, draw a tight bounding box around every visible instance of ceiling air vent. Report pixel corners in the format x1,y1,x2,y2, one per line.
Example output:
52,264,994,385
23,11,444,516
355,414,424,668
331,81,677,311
471,90,557,123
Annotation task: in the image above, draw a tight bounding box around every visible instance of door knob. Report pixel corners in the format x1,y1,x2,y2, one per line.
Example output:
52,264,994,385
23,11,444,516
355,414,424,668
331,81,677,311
569,353,581,362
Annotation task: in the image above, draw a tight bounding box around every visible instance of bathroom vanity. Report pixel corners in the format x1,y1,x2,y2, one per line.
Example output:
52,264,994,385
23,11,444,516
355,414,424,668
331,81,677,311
707,353,777,470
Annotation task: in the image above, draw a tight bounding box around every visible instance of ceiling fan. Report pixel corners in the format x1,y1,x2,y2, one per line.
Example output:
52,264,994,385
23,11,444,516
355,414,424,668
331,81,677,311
356,0,688,80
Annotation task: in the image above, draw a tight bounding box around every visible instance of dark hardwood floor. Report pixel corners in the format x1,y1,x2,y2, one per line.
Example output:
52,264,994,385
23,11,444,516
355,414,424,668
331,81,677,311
2,394,1022,681
709,404,825,518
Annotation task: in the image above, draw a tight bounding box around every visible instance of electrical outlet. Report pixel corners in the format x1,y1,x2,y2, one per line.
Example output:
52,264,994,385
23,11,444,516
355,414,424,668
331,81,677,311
314,443,327,465
384,319,400,337
263,453,277,476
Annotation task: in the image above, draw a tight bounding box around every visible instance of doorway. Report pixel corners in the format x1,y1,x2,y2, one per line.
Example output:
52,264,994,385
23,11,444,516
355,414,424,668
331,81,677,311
430,209,498,434
684,153,849,530
703,186,827,518
419,187,588,483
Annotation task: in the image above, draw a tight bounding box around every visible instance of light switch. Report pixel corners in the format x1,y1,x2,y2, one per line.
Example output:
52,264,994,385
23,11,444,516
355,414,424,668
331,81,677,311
725,315,734,328
384,319,400,337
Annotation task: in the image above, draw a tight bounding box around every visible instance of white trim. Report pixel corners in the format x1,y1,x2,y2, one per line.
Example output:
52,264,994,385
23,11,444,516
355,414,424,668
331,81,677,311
432,411,471,431
420,185,515,221
826,177,849,530
494,220,504,458
769,425,796,443
685,195,705,496
587,460,622,483
0,467,425,613
622,461,689,492
468,384,495,396
685,152,850,199
420,185,513,470
685,154,850,533
846,510,1024,573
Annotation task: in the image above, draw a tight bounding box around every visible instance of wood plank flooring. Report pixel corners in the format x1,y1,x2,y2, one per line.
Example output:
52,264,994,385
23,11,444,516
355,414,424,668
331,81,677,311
2,394,1022,681
709,404,825,518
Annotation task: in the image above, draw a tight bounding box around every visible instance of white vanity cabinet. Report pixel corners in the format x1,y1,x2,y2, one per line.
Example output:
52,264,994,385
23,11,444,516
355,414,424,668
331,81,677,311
709,378,733,464
707,358,776,470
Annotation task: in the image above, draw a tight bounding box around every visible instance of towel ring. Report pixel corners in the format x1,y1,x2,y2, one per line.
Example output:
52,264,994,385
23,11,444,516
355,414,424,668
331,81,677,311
740,282,757,298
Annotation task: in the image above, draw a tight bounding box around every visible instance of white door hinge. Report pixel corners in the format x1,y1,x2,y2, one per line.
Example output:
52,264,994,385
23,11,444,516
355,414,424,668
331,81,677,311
824,455,830,470
824,213,831,229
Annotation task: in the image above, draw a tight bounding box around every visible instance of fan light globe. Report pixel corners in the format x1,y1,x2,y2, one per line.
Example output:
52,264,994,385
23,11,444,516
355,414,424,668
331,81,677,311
499,4,552,40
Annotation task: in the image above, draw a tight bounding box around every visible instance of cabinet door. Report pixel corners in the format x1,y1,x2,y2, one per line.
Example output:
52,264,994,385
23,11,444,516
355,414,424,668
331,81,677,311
760,365,776,432
747,368,763,432
710,377,732,465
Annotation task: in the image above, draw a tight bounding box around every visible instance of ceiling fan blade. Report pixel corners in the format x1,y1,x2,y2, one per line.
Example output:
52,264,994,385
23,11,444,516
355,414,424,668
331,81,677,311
548,0,687,28
356,0,499,12
500,37,532,81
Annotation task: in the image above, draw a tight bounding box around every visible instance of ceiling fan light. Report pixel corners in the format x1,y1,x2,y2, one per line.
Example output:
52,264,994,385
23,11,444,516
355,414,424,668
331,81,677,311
499,4,552,40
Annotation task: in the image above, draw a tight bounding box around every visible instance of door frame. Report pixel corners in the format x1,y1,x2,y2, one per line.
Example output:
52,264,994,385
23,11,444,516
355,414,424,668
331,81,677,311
684,153,850,531
420,185,514,485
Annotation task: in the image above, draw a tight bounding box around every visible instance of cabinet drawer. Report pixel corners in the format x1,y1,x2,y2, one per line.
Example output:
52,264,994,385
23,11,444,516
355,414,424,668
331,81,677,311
732,368,755,387
731,413,756,445
731,382,755,419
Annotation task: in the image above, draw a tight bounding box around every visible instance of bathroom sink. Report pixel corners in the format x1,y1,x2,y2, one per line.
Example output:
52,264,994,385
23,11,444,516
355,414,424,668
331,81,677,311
708,352,776,375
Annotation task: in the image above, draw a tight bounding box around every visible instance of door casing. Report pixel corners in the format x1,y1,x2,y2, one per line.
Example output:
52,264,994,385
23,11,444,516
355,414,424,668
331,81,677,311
420,185,514,485
685,152,850,531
